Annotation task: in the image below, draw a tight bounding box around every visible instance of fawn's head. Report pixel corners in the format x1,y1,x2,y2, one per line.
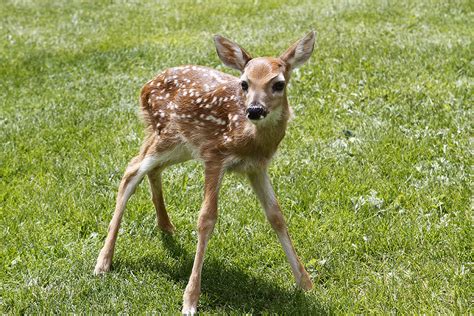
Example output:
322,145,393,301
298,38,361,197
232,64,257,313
214,31,315,123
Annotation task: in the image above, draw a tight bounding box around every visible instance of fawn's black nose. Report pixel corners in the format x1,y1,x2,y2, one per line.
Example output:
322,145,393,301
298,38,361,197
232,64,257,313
246,103,267,120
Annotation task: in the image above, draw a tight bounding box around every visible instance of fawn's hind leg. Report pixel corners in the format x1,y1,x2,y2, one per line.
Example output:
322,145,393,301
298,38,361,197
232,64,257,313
148,167,175,233
94,153,160,275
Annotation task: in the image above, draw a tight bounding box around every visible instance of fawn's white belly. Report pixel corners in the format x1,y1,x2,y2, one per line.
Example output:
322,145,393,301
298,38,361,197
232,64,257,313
224,155,268,173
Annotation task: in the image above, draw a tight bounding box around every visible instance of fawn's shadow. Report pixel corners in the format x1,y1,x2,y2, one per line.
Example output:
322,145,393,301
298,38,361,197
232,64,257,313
115,232,328,314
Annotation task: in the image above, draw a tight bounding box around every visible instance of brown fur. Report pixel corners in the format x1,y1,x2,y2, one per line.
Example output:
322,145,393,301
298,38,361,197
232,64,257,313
139,63,288,167
94,31,316,314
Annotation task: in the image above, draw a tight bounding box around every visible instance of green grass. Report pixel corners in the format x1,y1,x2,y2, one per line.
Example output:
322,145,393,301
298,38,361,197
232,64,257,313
1,0,472,313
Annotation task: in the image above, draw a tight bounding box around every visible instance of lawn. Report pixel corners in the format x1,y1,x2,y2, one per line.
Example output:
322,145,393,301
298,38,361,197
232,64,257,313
1,0,472,313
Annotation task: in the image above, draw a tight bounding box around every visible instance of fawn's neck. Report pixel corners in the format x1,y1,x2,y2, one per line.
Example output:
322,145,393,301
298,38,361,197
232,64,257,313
239,99,290,159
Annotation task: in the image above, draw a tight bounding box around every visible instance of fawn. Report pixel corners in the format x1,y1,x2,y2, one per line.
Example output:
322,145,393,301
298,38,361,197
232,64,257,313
94,31,316,314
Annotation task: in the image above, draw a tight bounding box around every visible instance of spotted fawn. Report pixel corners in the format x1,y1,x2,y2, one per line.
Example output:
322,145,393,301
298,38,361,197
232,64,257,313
94,31,316,314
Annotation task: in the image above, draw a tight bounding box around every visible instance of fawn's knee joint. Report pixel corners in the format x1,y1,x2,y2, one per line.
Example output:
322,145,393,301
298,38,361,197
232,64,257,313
197,216,216,233
267,213,286,231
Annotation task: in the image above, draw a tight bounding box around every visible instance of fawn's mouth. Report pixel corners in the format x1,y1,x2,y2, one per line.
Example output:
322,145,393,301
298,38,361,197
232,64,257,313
246,106,268,121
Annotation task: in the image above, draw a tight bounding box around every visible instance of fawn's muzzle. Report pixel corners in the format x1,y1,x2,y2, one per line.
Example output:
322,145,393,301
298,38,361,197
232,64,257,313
246,103,267,120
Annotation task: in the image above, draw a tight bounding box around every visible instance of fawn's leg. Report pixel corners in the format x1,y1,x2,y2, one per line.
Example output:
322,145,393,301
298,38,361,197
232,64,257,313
94,154,160,275
148,167,175,234
182,163,223,314
248,170,313,290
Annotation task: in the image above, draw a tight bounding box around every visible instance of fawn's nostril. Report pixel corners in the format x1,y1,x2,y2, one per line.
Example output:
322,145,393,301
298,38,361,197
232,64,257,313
246,106,267,120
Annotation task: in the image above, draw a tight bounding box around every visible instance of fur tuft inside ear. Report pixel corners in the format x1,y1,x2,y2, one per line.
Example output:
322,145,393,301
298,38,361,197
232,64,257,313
214,35,252,72
279,31,316,70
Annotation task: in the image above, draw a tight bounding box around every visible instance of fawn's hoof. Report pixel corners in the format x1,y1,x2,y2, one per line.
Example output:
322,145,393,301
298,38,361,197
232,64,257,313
182,285,199,315
94,256,112,275
298,271,314,291
158,222,176,234
181,306,197,315
181,298,197,315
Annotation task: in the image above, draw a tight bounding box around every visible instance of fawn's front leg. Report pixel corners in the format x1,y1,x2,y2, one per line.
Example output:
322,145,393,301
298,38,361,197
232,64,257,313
248,170,313,290
182,162,224,315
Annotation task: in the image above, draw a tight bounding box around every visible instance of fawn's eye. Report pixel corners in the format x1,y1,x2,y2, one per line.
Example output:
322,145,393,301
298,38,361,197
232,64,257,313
241,81,249,92
272,81,285,92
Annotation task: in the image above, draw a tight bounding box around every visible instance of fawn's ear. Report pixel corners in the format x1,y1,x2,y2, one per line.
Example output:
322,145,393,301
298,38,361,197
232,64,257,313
214,35,252,72
279,31,316,70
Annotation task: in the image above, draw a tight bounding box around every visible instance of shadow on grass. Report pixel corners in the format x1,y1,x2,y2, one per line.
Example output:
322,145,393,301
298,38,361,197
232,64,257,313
114,232,328,314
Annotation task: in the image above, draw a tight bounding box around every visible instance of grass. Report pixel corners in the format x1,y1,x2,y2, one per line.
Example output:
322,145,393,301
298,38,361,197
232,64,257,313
1,0,472,313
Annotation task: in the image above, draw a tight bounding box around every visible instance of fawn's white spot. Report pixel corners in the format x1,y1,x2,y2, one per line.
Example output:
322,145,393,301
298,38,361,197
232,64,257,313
205,115,226,125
